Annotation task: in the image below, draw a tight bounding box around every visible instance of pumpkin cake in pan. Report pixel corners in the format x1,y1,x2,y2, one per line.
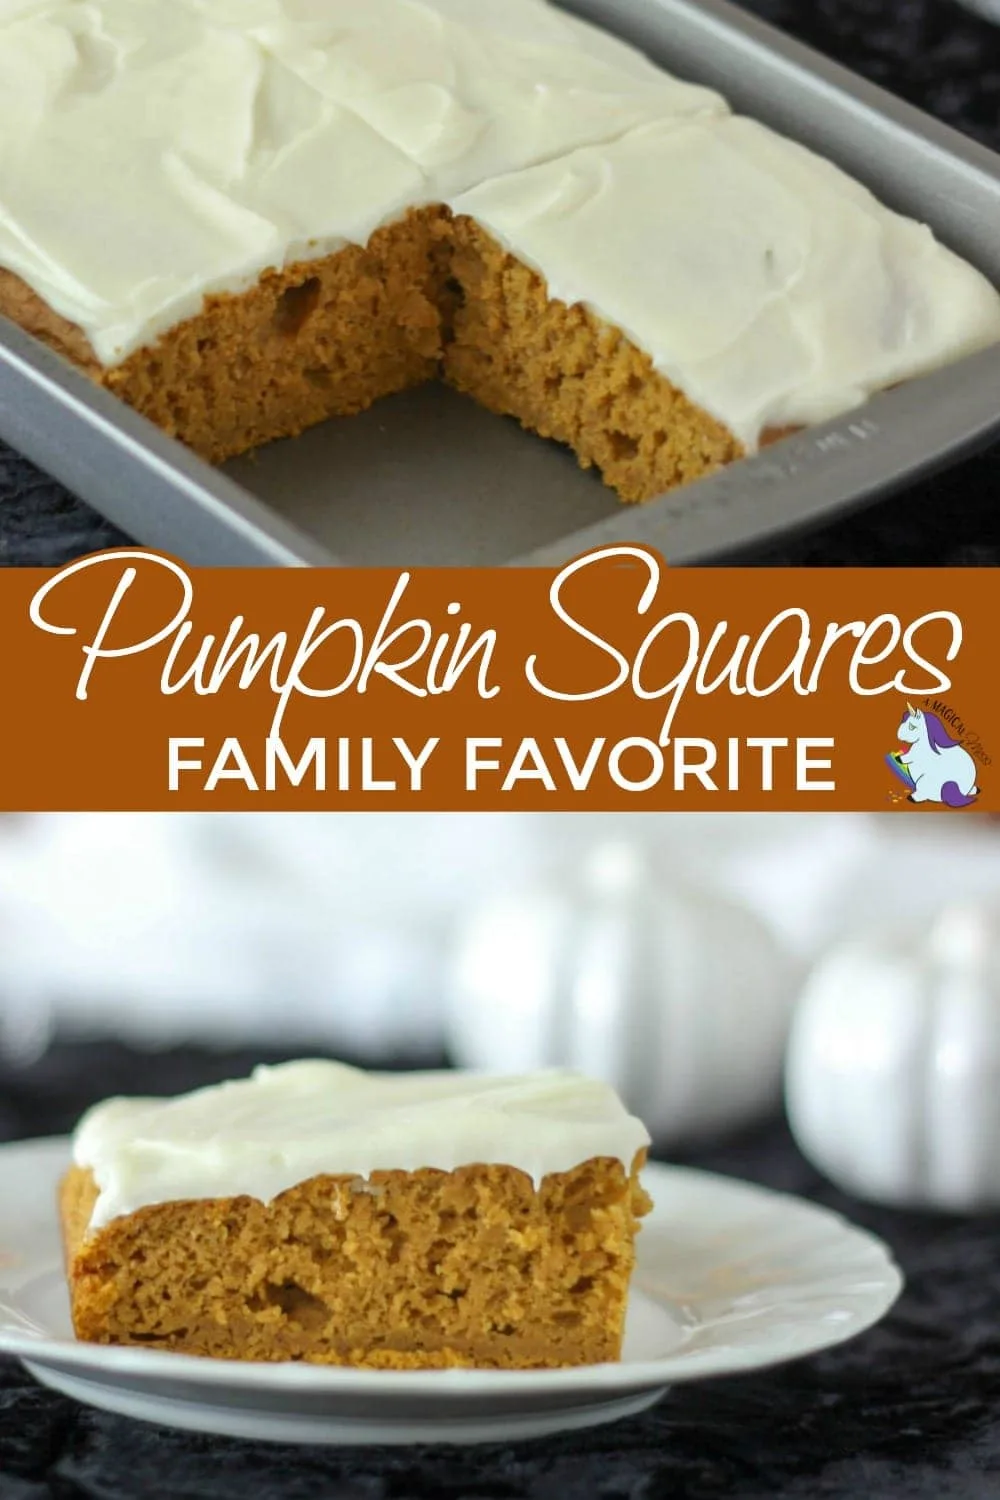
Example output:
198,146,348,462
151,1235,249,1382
2,0,999,502
59,1061,653,1369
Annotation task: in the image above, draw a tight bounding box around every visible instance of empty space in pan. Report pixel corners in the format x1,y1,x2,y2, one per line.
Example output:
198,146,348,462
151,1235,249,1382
223,386,620,568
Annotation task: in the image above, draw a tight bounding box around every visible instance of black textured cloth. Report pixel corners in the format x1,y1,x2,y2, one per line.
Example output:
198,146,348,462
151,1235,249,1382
1,1041,1000,1499
0,0,999,567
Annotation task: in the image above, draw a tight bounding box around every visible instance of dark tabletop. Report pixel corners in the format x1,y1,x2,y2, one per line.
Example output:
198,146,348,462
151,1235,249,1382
1,0,999,567
1,1040,999,1500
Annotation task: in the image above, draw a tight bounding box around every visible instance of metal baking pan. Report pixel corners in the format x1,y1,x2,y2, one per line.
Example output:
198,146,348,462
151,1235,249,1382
1,0,999,566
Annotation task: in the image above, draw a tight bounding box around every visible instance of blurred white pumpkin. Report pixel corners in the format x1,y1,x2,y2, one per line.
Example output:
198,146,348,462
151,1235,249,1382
447,840,798,1143
786,903,1000,1211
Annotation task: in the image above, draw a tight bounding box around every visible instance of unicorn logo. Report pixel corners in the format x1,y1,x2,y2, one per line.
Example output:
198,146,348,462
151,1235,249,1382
886,703,980,808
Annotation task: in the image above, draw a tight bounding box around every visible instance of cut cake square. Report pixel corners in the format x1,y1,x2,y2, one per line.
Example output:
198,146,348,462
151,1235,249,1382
60,1062,652,1369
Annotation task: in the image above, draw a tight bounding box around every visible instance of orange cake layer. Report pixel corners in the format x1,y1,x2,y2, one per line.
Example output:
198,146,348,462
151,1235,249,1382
60,1155,651,1369
444,214,746,503
1,208,453,469
0,207,742,499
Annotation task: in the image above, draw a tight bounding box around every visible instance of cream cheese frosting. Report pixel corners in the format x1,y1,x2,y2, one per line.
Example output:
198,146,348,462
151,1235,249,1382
0,0,721,364
1,0,998,442
249,0,725,194
72,1060,652,1231
451,114,1000,448
0,1,429,363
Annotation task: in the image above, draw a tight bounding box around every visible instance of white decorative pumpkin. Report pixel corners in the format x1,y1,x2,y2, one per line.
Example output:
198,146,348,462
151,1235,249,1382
785,903,1000,1211
447,840,798,1143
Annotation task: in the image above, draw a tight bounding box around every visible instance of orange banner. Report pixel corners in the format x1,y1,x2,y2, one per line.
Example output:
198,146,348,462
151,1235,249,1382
0,547,994,812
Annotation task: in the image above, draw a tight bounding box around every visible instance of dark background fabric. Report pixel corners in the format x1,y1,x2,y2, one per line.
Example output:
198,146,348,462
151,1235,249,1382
2,1039,1000,1500
0,0,998,567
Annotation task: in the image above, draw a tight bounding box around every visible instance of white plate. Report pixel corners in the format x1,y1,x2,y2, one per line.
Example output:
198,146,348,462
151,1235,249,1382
0,1138,902,1446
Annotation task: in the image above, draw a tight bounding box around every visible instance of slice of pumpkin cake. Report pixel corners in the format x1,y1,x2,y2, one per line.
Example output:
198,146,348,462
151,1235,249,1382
60,1061,652,1369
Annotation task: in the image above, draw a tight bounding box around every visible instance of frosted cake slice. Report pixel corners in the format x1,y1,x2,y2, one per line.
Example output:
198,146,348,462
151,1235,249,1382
59,1062,653,1369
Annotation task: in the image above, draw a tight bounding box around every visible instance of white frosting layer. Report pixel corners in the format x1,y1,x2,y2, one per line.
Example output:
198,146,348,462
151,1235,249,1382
253,0,724,195
0,1,427,363
73,1061,652,1231
451,115,1000,447
0,0,720,365
1,0,998,443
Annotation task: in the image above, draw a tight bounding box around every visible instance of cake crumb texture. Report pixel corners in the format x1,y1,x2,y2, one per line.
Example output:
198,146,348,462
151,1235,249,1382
444,215,744,502
60,1155,652,1369
0,206,739,499
98,209,452,467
